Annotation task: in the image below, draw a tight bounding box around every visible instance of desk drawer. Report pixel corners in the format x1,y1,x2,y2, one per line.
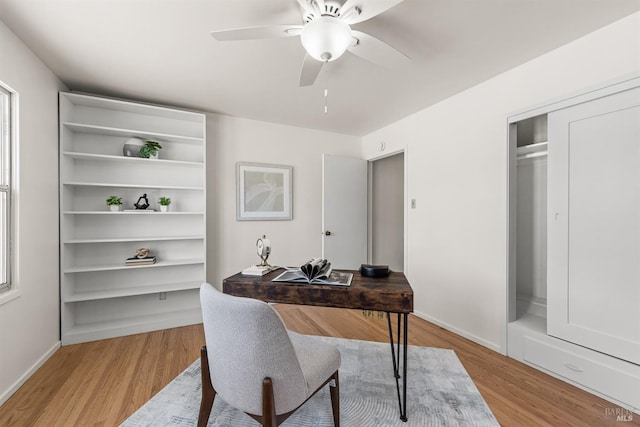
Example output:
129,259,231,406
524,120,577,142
523,336,640,409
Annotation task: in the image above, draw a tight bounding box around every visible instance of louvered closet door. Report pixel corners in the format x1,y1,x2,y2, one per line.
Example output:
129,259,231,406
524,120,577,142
547,86,640,365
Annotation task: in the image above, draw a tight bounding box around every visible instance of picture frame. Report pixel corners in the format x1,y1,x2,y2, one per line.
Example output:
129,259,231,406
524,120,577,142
237,162,293,221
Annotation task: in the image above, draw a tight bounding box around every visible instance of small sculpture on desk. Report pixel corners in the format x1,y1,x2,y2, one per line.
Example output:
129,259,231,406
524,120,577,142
256,235,271,267
242,235,274,276
134,194,150,210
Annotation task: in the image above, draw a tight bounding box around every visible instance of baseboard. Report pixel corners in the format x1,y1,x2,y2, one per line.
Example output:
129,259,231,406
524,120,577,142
0,341,61,406
412,310,502,353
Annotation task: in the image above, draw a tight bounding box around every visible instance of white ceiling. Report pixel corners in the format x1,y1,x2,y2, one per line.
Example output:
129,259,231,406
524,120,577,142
1,0,639,136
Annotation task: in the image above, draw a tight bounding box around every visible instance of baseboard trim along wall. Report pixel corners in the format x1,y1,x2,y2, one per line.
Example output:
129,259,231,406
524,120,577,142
0,341,60,406
413,310,502,354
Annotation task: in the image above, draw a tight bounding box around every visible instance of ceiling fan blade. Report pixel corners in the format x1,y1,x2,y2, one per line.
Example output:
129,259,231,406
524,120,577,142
298,0,327,15
313,0,326,15
296,0,314,13
340,0,405,24
299,54,324,87
348,30,410,67
210,25,303,41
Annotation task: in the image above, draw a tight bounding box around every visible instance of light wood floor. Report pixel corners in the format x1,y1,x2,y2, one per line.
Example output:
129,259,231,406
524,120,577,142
0,305,636,426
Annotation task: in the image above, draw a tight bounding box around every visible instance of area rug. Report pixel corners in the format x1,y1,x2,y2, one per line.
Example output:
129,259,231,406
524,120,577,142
122,336,499,426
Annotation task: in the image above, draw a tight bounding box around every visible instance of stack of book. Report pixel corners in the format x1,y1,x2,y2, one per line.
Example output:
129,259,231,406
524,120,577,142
125,256,156,266
242,265,279,276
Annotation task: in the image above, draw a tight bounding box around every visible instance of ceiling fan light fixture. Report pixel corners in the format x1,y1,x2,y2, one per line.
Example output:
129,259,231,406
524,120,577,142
300,16,352,62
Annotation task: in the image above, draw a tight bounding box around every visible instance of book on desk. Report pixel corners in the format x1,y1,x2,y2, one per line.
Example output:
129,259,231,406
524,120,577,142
241,265,279,276
272,257,352,286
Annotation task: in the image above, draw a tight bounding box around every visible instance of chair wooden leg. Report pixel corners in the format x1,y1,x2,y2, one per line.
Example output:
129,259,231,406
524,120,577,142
262,377,278,427
198,346,216,427
330,371,340,427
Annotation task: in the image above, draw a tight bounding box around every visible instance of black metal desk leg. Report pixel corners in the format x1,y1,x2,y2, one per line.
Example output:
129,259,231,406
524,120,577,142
402,312,408,422
386,312,409,422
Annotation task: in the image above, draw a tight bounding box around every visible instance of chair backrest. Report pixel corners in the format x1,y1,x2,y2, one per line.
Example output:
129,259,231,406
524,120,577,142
200,283,308,416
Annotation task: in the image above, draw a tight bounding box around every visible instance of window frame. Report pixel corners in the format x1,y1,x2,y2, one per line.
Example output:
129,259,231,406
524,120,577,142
0,83,14,295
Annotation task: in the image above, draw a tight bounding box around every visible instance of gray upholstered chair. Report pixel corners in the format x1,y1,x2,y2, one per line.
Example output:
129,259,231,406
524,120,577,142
198,283,341,427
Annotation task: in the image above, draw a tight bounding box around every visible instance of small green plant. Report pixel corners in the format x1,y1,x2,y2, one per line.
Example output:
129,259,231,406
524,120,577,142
138,140,162,158
106,195,123,206
158,197,171,206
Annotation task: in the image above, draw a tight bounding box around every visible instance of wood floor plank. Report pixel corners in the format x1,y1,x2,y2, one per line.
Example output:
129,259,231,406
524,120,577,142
0,305,636,426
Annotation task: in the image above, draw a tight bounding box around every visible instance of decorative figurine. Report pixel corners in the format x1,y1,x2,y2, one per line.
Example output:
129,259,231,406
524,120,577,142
124,247,156,266
241,235,275,276
256,235,271,267
135,248,150,259
134,193,150,210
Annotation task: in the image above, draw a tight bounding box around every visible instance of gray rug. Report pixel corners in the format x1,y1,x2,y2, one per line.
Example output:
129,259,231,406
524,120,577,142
122,336,499,426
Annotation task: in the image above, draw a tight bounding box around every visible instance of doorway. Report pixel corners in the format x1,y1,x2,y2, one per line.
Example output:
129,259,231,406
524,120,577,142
370,152,404,272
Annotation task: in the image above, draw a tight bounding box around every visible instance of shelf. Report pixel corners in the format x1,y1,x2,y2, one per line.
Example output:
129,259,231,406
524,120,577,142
516,293,547,319
60,92,206,345
63,235,204,244
64,281,202,302
63,151,204,167
64,258,204,273
509,312,547,335
63,182,204,191
517,141,548,160
63,92,204,124
62,307,202,345
63,211,204,215
63,122,204,145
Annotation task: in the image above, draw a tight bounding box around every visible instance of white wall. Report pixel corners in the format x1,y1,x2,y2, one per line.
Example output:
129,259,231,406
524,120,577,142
0,20,66,404
205,114,361,287
362,12,640,352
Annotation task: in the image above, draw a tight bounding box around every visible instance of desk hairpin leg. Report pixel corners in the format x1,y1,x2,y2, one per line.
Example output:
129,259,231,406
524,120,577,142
386,312,409,422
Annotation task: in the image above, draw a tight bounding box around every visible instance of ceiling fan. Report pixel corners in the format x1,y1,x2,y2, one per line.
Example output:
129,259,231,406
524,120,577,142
210,0,409,87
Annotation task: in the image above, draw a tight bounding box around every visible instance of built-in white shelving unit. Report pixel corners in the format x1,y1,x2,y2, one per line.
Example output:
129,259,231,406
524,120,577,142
59,92,206,345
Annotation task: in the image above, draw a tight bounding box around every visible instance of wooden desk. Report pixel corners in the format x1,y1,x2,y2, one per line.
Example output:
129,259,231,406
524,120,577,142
223,269,413,312
223,269,414,422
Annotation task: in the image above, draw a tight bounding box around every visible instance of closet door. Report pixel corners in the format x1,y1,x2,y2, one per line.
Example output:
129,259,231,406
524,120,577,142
547,87,640,365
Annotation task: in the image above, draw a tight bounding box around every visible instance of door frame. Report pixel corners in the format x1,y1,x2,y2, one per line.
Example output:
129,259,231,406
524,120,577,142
366,146,409,276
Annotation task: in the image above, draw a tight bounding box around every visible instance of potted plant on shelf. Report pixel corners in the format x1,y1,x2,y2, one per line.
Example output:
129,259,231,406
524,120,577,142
139,140,162,159
106,195,123,212
158,196,171,212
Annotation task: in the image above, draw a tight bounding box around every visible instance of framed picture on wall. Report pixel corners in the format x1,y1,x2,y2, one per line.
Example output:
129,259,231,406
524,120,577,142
237,162,293,220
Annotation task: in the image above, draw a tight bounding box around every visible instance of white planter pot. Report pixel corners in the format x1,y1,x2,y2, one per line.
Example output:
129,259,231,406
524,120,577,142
110,205,120,212
160,205,169,212
122,138,144,157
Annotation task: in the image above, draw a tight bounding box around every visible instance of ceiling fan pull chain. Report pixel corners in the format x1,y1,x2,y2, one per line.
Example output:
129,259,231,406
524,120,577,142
323,60,330,114
324,88,329,114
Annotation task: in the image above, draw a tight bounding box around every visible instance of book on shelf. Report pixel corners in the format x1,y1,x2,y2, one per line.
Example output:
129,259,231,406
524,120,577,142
125,256,156,266
272,257,352,286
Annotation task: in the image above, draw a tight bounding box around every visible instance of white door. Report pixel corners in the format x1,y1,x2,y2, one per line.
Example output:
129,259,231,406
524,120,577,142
547,86,640,364
322,154,367,269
